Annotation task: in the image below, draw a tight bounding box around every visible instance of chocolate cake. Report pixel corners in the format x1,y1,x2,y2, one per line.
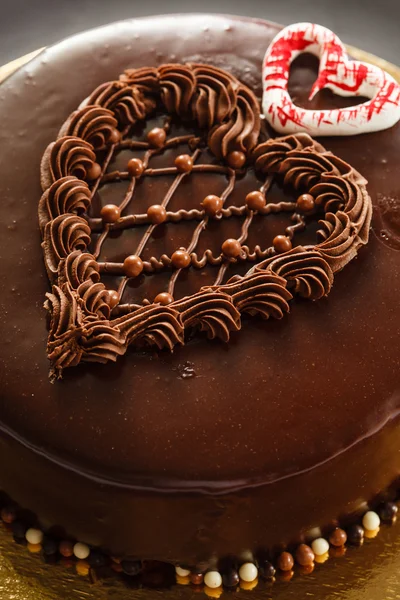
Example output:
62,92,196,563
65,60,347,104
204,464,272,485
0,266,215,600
0,13,399,590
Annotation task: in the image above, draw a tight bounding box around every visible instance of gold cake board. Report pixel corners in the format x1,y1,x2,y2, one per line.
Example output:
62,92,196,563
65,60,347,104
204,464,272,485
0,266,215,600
0,47,399,600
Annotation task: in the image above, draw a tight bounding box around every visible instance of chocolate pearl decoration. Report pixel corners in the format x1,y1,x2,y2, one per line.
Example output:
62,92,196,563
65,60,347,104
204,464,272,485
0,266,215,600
88,550,108,568
127,157,145,178
222,569,240,588
171,249,191,269
100,203,121,224
202,195,223,217
277,551,294,572
222,238,242,258
238,562,258,582
347,524,364,545
245,191,266,211
147,204,167,225
311,537,329,556
123,255,144,278
175,154,193,173
42,537,58,556
86,162,102,181
362,510,380,531
121,559,142,576
258,559,275,579
26,528,44,545
190,573,204,585
329,527,347,547
175,566,190,577
106,289,119,309
109,128,121,144
74,542,90,560
154,292,174,305
227,150,246,169
11,521,27,541
204,571,223,589
273,234,292,253
379,501,398,522
295,544,315,566
1,507,16,524
59,540,74,558
296,193,315,212
147,127,167,148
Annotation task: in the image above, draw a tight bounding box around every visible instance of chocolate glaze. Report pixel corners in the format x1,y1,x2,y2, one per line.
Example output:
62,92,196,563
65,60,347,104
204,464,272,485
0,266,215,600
0,14,399,564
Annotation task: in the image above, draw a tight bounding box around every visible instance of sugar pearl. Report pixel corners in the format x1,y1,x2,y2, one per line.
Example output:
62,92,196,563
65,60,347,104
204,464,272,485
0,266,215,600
379,501,398,522
171,249,191,269
127,158,144,178
202,194,223,217
25,528,44,545
204,571,223,589
190,573,204,585
147,204,167,225
147,127,167,148
273,235,292,253
277,551,294,571
238,562,258,582
123,255,144,278
296,193,315,212
86,162,102,181
245,191,266,211
311,537,330,556
109,128,121,144
362,510,380,531
227,151,246,169
154,292,174,305
106,289,119,308
295,544,315,566
100,203,121,224
73,542,90,560
329,527,347,547
175,154,193,173
347,524,364,545
222,238,242,258
175,566,191,577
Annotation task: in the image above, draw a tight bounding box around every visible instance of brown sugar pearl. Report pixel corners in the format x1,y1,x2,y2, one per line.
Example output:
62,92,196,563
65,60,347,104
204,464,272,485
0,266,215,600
277,551,294,572
127,157,145,178
222,238,242,258
273,235,292,254
329,527,347,547
171,249,191,269
106,290,119,308
147,127,167,148
109,128,121,144
190,573,204,585
147,204,167,225
296,193,315,213
175,154,193,173
86,162,102,181
202,195,223,217
295,544,315,566
1,507,16,524
100,203,121,224
245,191,266,212
123,255,144,278
227,150,246,169
59,540,74,558
154,292,174,305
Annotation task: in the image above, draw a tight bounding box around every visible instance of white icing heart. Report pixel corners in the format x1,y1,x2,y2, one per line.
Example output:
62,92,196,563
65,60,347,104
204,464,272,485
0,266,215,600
262,22,400,136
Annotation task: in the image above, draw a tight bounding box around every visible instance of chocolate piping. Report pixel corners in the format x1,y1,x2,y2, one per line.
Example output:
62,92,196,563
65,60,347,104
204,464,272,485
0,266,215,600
39,64,372,377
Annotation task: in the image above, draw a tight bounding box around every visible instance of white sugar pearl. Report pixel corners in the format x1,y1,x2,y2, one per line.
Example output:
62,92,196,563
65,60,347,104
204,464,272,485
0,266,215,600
73,542,90,560
239,562,258,582
25,528,43,545
175,566,190,577
311,537,330,556
204,571,222,589
362,511,380,531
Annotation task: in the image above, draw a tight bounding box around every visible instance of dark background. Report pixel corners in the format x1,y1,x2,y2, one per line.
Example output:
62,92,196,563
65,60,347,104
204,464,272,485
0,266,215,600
0,0,399,66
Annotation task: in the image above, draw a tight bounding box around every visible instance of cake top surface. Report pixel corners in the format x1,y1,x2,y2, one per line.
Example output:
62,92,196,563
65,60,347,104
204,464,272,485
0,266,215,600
0,14,399,492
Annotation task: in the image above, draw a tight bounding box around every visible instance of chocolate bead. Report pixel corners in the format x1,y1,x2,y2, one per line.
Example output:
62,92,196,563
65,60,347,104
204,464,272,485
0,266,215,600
273,235,292,254
190,573,204,585
86,162,102,181
109,128,121,144
59,540,74,558
202,195,223,217
295,544,315,566
127,157,144,178
329,527,347,547
154,292,174,305
11,520,27,541
88,550,108,567
106,289,119,309
258,559,275,579
296,193,315,212
175,154,193,173
121,559,142,576
171,249,191,269
123,255,144,278
227,150,246,169
379,501,398,522
245,191,266,212
277,551,294,572
222,569,240,588
1,506,16,524
222,238,242,258
147,204,167,225
147,127,167,148
347,524,364,545
42,537,58,556
100,203,121,224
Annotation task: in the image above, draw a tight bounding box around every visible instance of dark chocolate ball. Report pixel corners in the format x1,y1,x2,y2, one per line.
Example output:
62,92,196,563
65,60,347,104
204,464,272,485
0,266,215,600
171,249,191,269
88,550,108,567
347,524,364,545
245,191,266,211
121,559,142,576
123,255,144,278
175,154,193,173
379,501,398,522
42,537,58,556
127,158,145,178
222,568,240,587
227,150,246,169
100,204,121,224
273,235,292,253
258,559,275,579
296,193,315,213
11,520,27,541
202,195,223,217
147,204,167,225
147,127,167,148
222,238,242,258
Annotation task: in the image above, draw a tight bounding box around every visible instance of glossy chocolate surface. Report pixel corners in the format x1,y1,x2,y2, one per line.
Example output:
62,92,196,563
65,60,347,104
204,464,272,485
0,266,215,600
0,14,399,563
